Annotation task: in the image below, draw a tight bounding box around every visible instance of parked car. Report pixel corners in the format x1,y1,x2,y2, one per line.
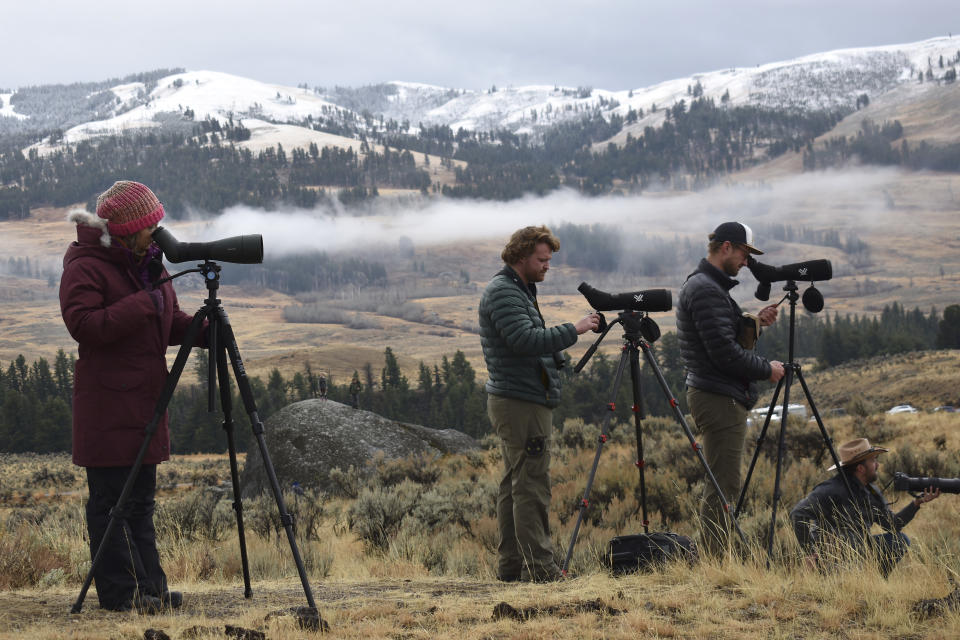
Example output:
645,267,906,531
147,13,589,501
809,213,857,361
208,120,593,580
886,404,919,414
747,403,807,426
932,405,957,413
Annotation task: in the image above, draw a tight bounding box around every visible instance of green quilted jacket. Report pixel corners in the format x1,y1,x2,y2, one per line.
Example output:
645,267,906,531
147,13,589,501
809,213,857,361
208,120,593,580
479,266,578,407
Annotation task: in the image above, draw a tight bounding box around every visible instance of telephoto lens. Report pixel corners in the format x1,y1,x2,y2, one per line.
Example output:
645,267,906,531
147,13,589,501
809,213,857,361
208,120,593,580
893,472,960,494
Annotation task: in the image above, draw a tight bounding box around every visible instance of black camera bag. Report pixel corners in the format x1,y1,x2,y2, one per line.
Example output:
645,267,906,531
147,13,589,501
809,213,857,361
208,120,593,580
605,532,698,575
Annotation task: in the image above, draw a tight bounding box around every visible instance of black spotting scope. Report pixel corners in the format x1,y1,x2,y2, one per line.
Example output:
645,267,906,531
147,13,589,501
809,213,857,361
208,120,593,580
152,226,263,264
577,282,672,312
747,256,833,284
747,256,832,305
893,472,960,494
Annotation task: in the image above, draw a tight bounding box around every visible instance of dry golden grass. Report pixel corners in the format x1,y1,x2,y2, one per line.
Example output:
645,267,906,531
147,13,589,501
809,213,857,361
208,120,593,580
2,401,960,638
791,350,960,415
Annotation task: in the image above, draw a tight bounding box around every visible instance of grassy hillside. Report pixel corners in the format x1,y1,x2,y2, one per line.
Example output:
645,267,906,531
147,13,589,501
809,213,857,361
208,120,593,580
779,350,960,415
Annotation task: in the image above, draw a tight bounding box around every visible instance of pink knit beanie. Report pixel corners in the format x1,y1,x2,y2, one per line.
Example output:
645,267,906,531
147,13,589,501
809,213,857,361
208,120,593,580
95,181,165,236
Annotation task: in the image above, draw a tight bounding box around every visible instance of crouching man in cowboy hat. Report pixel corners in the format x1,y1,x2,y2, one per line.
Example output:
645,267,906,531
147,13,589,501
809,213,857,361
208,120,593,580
790,438,940,577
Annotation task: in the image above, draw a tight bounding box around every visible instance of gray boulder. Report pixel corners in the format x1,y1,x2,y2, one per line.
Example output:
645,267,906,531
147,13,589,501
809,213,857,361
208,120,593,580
239,399,479,496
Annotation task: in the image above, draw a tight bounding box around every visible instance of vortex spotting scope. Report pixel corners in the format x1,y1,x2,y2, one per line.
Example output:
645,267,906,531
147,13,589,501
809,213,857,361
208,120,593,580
577,282,672,312
152,226,263,264
747,256,832,284
748,256,832,304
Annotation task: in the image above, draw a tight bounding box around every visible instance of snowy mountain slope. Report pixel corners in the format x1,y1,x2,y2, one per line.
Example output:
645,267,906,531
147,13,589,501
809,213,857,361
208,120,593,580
379,37,959,136
8,35,959,155
54,71,343,143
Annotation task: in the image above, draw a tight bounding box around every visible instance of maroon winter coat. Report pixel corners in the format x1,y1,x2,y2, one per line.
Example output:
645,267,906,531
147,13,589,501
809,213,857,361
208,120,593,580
60,212,196,467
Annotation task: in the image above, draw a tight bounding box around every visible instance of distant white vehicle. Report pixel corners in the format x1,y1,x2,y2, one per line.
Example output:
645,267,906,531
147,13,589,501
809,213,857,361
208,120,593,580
887,404,919,414
748,403,808,425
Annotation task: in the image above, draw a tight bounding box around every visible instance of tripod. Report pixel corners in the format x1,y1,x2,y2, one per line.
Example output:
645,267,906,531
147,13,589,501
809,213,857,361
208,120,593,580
735,280,851,562
72,260,319,619
561,311,746,575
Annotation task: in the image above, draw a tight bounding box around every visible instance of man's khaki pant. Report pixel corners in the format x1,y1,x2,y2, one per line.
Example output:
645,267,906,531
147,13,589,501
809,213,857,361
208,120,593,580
688,387,748,555
487,394,560,582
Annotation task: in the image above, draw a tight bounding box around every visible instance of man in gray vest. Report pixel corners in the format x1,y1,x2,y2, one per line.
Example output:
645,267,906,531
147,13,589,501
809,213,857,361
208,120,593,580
676,221,784,554
479,225,599,582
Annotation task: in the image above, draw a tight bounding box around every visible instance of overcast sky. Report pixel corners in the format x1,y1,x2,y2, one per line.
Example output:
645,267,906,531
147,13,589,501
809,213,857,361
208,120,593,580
3,1,957,92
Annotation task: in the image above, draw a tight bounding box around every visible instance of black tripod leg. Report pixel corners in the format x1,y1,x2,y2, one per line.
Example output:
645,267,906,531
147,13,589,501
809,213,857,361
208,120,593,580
735,378,785,516
638,341,747,546
561,346,629,576
71,308,207,613
765,366,795,563
795,369,854,497
628,346,650,534
217,306,318,611
215,326,253,598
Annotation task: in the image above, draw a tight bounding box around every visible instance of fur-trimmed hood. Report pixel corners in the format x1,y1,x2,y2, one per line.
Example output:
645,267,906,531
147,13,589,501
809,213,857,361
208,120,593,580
67,209,112,248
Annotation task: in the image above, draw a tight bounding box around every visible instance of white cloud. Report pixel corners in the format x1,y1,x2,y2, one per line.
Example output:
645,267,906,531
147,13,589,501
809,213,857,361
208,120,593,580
169,167,900,258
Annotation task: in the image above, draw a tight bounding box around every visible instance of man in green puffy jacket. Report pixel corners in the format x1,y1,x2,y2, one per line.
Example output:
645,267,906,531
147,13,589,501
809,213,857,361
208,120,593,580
479,225,599,582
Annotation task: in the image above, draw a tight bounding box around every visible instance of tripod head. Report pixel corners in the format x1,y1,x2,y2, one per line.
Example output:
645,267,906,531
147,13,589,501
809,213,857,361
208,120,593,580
575,311,662,373
150,259,225,302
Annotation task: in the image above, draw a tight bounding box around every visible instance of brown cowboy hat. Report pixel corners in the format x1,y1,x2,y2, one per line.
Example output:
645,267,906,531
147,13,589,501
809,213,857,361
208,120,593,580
828,437,889,471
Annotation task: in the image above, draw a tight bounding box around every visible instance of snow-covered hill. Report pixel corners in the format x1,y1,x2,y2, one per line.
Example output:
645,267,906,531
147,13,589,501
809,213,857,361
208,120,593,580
378,37,958,134
6,35,959,153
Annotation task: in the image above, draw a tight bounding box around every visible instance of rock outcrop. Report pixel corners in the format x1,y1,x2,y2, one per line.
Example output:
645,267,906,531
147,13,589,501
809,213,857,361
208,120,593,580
239,399,478,496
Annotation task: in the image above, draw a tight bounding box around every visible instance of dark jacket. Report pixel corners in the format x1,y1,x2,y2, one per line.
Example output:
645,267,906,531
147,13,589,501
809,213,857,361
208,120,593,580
676,258,771,408
479,266,577,408
59,212,195,467
790,471,919,552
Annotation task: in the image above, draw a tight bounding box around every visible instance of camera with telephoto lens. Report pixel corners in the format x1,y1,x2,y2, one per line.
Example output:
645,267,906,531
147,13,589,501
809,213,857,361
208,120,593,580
893,472,960,494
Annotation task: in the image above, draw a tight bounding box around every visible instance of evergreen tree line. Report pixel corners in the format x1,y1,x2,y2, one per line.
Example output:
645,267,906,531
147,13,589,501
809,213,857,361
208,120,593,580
2,303,959,454
550,223,704,276
0,347,490,455
216,251,388,294
564,99,846,195
753,302,960,367
0,128,432,219
1,97,850,217
803,118,960,172
430,99,846,200
756,223,869,256
0,351,75,453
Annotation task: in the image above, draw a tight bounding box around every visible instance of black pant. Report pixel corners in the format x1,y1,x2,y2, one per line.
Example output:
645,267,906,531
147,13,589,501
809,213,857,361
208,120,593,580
85,465,167,609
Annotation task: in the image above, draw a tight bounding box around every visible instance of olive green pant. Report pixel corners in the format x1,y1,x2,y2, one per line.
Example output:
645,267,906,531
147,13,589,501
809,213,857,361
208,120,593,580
688,387,748,555
487,394,560,582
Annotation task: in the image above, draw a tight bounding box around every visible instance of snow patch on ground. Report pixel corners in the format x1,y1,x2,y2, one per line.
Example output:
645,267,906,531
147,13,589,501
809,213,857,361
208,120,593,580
0,93,27,120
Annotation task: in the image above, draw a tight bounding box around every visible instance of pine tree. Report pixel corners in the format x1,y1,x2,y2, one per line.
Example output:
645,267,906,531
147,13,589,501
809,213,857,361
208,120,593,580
937,305,960,348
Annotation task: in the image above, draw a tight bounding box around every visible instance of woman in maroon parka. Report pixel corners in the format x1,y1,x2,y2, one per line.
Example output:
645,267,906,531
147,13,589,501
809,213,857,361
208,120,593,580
60,181,193,613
